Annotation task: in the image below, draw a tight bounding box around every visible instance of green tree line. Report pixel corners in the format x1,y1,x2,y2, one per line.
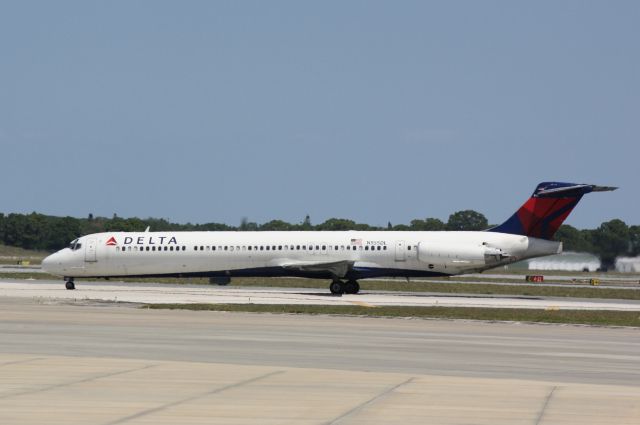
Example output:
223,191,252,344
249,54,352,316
1,211,638,267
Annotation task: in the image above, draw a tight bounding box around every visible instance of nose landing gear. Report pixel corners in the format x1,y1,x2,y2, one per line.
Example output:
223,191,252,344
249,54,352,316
64,278,75,290
329,279,360,295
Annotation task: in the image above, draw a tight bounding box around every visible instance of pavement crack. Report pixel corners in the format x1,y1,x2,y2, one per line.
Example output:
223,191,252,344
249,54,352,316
0,364,156,400
326,377,415,425
103,370,285,425
0,357,44,367
535,386,558,425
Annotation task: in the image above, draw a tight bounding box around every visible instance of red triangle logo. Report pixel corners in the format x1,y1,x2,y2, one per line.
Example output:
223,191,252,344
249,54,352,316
106,236,117,246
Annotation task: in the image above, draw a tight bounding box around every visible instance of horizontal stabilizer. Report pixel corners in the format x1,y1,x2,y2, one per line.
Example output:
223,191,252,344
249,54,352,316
534,183,617,198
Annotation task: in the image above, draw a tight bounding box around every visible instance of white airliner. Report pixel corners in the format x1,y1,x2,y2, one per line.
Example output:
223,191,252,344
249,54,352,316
42,182,615,293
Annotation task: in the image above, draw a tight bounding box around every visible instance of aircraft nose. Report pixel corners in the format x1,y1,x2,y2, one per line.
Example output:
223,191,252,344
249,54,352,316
41,252,62,275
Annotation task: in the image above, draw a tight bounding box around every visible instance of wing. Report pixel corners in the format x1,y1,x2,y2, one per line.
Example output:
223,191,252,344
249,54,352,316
277,260,354,278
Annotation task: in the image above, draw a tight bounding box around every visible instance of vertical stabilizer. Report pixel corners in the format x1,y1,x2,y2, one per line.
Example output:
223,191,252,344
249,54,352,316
489,182,616,240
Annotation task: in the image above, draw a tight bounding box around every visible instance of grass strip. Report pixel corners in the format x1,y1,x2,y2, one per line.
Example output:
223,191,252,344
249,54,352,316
144,303,640,327
0,272,59,280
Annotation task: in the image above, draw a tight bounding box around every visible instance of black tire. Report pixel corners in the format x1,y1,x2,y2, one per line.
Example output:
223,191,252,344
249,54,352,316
329,281,344,295
344,280,360,294
65,281,75,290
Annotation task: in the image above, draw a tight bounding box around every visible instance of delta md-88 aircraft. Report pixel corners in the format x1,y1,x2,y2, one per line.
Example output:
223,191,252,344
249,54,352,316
42,182,615,293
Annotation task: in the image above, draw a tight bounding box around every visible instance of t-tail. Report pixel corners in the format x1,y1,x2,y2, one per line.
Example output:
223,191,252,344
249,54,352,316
489,182,617,240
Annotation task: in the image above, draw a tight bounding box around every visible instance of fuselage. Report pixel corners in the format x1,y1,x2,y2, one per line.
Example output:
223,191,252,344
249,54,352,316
42,230,561,280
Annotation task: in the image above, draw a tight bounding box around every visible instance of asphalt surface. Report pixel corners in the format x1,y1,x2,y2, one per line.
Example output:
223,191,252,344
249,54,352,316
2,297,639,386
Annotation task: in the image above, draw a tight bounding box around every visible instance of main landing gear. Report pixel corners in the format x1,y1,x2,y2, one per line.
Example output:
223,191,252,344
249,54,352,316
329,279,360,295
64,278,75,290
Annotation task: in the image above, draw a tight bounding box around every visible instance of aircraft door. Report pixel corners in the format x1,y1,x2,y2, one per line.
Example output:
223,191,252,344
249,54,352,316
395,240,406,261
85,238,97,262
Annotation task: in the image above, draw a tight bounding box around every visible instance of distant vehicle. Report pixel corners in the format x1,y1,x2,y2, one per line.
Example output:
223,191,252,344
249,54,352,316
42,182,616,293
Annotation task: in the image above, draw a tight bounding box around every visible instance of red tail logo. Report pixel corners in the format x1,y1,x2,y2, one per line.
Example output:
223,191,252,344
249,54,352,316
106,236,117,246
489,182,616,240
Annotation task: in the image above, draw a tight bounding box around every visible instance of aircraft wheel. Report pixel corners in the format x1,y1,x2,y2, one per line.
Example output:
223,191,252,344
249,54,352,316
329,280,344,295
65,281,75,290
344,280,360,294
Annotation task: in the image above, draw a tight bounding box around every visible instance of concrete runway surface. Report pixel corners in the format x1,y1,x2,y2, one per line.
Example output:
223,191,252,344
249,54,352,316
2,279,640,311
1,297,639,424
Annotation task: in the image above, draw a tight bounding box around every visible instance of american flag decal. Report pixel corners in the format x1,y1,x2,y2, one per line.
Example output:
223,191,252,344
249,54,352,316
350,238,362,246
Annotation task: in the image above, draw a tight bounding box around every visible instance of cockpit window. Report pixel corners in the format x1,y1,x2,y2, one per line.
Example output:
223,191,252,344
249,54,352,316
68,239,82,251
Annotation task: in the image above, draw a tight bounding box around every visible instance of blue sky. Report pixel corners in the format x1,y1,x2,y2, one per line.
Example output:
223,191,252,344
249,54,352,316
1,1,637,229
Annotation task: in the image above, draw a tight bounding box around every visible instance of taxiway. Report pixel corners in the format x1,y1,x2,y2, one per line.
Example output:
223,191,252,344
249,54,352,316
1,278,640,311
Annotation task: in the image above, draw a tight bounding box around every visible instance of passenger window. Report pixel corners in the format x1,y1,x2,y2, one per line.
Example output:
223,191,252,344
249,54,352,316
266,246,270,250
383,246,387,250
377,246,381,250
408,246,412,250
278,245,282,250
212,246,216,251
194,246,198,251
182,246,186,251
365,246,369,251
248,246,252,251
224,246,228,251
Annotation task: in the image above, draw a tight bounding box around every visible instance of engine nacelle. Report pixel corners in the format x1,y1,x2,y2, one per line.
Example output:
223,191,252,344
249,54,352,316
417,242,509,268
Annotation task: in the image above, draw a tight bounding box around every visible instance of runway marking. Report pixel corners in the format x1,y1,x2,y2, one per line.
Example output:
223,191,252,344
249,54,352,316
326,377,415,424
0,364,156,400
104,370,284,425
535,385,558,425
349,300,377,308
0,357,44,368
